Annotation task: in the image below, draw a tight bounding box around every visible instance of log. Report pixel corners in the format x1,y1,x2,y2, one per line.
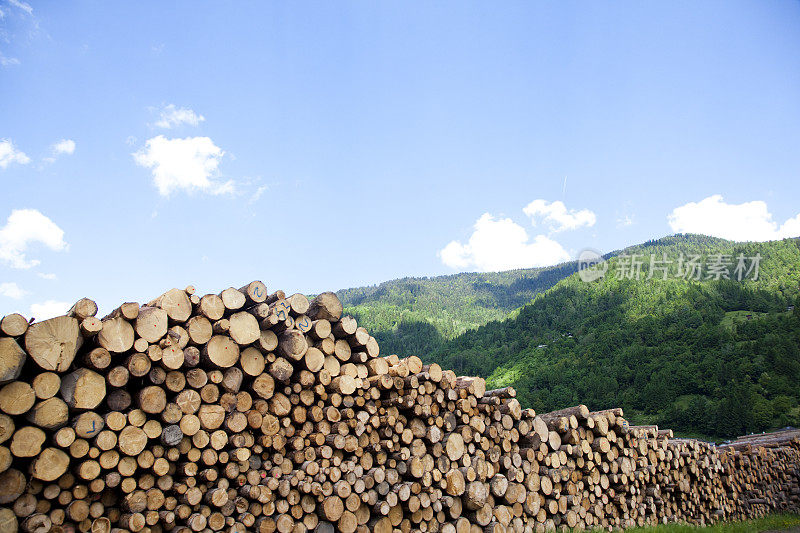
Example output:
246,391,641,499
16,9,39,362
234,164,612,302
26,397,68,429
83,347,111,371
239,280,268,304
24,316,82,371
186,316,213,345
104,301,140,320
219,287,246,311
148,288,191,322
278,330,308,361
200,294,225,320
202,335,240,368
0,337,26,383
307,292,343,322
60,369,106,410
0,381,35,415
10,426,45,457
304,347,325,372
228,311,260,345
0,468,25,503
135,306,168,343
138,386,167,414
118,426,148,456
464,482,488,511
97,317,134,354
68,298,98,321
29,448,69,481
286,293,310,316
0,313,28,337
332,315,357,337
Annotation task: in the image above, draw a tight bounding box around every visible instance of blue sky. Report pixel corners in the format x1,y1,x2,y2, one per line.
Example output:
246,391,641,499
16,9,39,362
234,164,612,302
1,1,799,317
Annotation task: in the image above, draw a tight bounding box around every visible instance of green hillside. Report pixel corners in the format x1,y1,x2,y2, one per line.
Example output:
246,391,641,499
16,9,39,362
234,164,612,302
429,235,800,439
337,262,579,356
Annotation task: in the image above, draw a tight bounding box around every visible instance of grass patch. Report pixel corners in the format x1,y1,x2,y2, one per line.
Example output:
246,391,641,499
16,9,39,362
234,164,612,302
720,310,770,330
625,513,800,533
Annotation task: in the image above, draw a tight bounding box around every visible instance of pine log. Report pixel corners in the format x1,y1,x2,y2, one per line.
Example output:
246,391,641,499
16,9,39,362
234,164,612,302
68,298,98,321
239,280,268,305
104,302,140,320
186,316,213,345
0,468,25,503
278,330,308,361
286,293,310,316
219,287,246,311
148,288,191,322
0,313,29,337
135,307,168,344
228,311,260,345
31,372,61,399
203,335,240,368
60,369,106,409
25,316,82,371
97,317,134,354
200,294,225,320
0,381,35,415
29,448,69,481
307,292,343,322
26,397,68,429
0,337,26,383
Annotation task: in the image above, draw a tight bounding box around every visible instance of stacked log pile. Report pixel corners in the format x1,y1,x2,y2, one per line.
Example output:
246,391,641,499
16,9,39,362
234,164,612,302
0,282,797,533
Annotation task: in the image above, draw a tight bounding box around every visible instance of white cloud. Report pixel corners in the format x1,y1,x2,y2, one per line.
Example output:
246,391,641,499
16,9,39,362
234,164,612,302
523,200,596,233
30,300,69,320
439,213,571,272
52,139,76,155
668,195,800,241
0,282,27,300
133,135,233,196
154,104,205,129
0,139,31,168
37,272,57,280
0,209,68,269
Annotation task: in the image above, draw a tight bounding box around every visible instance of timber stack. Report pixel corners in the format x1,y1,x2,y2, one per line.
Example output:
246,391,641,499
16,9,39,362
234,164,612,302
0,281,797,533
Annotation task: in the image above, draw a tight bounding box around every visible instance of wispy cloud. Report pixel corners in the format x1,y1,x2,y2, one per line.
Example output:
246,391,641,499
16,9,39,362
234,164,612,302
7,0,33,15
248,185,267,205
616,214,634,228
154,104,205,129
0,139,31,168
0,53,20,66
0,0,35,67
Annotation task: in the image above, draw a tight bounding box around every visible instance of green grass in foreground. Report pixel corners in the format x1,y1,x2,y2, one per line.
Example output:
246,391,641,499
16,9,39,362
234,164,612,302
625,513,800,533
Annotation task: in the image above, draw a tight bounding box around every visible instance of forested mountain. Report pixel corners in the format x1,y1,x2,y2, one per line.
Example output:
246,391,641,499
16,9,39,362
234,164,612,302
337,262,579,356
428,235,800,439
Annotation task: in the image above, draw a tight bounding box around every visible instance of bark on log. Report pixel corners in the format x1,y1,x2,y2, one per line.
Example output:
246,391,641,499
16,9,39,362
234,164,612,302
307,292,343,322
